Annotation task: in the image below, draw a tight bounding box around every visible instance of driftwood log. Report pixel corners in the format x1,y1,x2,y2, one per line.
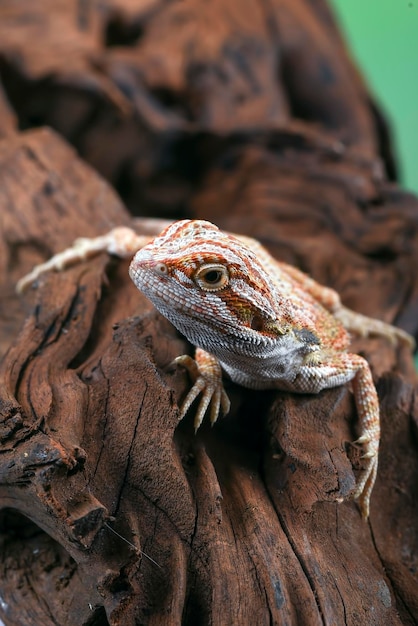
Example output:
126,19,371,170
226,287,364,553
0,1,417,625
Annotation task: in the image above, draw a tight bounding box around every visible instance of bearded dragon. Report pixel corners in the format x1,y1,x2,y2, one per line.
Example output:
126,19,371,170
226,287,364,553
17,219,414,517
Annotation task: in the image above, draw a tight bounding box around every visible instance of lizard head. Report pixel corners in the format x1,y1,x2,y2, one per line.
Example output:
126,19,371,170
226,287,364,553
129,220,288,344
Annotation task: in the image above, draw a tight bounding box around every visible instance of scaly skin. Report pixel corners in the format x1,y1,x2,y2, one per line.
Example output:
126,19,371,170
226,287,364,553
18,219,415,517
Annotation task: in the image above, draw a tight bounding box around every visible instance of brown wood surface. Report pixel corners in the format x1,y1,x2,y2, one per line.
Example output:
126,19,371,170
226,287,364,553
0,2,417,625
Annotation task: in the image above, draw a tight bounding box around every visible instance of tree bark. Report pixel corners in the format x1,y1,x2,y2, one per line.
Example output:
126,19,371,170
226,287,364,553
0,2,417,625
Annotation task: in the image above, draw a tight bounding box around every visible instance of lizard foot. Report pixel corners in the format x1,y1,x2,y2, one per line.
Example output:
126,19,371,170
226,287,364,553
351,438,379,519
174,350,230,432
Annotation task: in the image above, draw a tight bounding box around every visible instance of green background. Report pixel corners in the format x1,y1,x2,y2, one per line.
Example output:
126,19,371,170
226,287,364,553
331,0,418,194
331,1,418,367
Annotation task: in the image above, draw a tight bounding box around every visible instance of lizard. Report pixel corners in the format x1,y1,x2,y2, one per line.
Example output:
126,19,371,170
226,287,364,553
17,219,415,518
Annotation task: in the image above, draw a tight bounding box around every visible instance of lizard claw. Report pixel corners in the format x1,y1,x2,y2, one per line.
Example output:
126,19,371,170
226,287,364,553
360,451,376,460
174,351,230,431
352,434,371,445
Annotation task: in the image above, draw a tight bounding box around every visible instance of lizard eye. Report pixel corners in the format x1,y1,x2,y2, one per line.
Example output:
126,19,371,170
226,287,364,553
194,264,229,291
155,262,168,275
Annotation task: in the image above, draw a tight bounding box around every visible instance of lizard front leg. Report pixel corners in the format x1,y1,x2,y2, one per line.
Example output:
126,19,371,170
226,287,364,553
295,353,379,518
16,219,178,293
16,227,151,293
